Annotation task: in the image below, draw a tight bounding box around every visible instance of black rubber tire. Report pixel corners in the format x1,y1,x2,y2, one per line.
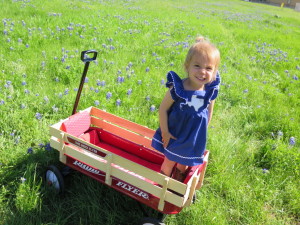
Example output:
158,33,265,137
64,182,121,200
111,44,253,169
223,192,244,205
138,217,165,225
45,165,65,194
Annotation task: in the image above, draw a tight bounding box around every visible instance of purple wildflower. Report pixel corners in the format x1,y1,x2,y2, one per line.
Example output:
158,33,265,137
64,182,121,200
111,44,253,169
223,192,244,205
94,100,100,106
21,81,27,86
289,137,296,146
27,148,33,154
44,143,52,151
146,67,150,72
127,89,132,96
262,168,269,174
35,113,42,120
116,99,121,106
117,76,125,83
145,96,150,101
0,100,4,105
84,77,89,83
106,92,112,100
150,105,156,112
20,177,26,183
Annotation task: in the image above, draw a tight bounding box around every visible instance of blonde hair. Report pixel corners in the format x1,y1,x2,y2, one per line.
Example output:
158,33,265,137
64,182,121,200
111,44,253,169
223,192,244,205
184,37,220,80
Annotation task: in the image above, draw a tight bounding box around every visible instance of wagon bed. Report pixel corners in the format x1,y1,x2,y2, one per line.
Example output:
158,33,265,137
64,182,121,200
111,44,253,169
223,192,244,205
49,106,209,214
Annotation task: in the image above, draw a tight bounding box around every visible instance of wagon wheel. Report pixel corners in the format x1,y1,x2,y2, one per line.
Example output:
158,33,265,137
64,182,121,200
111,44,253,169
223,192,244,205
138,217,165,225
45,165,65,194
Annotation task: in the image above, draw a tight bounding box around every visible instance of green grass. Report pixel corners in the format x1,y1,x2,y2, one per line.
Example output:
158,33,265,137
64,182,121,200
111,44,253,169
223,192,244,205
0,0,299,224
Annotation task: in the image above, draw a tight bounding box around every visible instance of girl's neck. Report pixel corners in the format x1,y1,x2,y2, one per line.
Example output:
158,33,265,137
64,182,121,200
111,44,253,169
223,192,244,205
183,78,205,91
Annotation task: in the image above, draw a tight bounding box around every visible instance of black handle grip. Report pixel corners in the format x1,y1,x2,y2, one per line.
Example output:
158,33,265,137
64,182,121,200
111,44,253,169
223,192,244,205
81,50,98,62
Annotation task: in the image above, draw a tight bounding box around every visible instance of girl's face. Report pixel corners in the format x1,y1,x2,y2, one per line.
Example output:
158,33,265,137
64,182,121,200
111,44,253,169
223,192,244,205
186,52,216,90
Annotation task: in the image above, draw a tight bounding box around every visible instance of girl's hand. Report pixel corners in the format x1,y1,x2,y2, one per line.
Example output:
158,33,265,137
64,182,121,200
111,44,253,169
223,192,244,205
162,131,177,148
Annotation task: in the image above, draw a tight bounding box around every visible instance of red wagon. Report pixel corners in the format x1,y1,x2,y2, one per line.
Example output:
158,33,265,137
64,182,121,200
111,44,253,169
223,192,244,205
46,50,209,224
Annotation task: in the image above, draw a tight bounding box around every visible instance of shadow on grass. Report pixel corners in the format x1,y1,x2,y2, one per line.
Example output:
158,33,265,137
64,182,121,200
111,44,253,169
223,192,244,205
2,146,162,225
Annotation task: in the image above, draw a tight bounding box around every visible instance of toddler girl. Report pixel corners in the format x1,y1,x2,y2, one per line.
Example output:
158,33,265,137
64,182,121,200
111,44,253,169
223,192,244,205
151,37,221,182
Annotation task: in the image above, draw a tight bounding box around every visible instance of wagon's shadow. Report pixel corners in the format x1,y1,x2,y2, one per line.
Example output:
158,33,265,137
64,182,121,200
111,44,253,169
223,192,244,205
3,147,161,225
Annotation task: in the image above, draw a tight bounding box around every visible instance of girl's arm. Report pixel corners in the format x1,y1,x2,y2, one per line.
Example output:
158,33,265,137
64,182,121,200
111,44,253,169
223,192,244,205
159,89,176,148
207,100,215,125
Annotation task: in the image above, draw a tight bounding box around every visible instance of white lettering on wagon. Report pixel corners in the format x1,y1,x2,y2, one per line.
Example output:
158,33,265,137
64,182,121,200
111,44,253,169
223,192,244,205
74,140,98,154
116,181,149,200
73,160,103,176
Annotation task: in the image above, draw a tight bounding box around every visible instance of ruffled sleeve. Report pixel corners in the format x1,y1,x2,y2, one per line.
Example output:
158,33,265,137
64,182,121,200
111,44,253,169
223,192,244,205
205,71,221,101
166,71,188,101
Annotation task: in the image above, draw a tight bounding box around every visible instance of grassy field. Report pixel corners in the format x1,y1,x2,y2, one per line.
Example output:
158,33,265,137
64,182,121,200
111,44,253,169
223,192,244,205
0,0,299,224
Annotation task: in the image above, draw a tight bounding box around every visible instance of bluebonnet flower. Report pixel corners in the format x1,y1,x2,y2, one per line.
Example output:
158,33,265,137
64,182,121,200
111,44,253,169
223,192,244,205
293,75,298,80
66,65,71,70
74,88,78,91
262,168,269,174
127,89,132,96
27,148,33,154
117,76,125,83
138,80,142,85
289,137,296,146
277,131,283,137
39,143,45,148
44,143,52,151
55,77,59,82
94,100,100,106
150,105,156,112
146,67,150,72
90,87,94,91
84,77,89,83
106,92,112,100
24,89,30,94
160,79,165,85
116,99,121,106
97,80,106,87
94,88,99,93
20,177,26,183
35,113,42,120
243,89,248,93
145,96,150,101
142,58,146,63
0,100,4,105
7,38,10,42
20,104,26,109
21,81,27,86
64,89,69,95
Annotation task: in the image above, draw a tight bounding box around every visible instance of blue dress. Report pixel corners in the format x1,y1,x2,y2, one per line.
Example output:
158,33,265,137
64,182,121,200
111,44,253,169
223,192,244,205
151,71,221,166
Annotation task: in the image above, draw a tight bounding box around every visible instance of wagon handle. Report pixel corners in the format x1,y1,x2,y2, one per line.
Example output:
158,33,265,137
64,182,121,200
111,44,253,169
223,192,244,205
72,50,98,115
